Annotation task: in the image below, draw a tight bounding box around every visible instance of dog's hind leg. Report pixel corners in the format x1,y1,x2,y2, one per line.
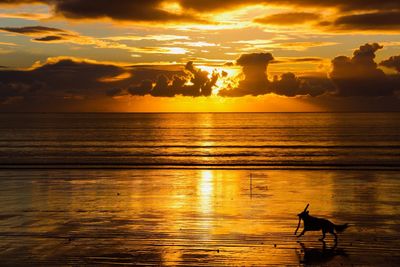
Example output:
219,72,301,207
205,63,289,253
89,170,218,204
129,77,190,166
332,231,338,242
319,230,326,241
328,227,338,242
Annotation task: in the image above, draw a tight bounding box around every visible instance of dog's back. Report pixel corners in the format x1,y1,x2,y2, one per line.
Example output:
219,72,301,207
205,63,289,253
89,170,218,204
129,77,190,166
302,214,335,232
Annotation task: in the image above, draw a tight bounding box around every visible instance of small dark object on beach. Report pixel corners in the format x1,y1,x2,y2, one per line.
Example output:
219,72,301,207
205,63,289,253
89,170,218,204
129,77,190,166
117,192,120,196
295,204,349,242
274,244,277,248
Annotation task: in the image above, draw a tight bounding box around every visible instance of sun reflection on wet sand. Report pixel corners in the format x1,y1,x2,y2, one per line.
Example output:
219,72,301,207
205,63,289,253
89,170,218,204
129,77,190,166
0,169,399,265
198,170,214,215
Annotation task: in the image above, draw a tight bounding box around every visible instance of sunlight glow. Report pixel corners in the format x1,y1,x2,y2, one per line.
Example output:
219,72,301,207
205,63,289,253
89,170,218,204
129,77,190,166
159,1,183,14
196,65,240,95
98,72,131,82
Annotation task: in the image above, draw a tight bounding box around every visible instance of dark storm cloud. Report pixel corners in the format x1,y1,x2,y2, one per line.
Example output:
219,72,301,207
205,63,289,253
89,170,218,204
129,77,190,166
300,76,336,97
179,0,400,12
0,59,179,109
0,56,220,104
332,11,400,30
1,0,399,26
254,12,320,25
0,0,37,3
33,35,63,42
0,26,71,43
53,0,203,23
381,56,400,72
0,0,203,23
0,25,136,49
0,26,66,34
0,83,24,104
219,53,273,97
380,56,400,95
272,57,324,64
5,0,400,11
105,87,124,97
1,44,400,111
219,43,400,98
123,44,400,99
128,80,154,96
181,0,400,31
219,53,328,97
271,73,330,97
0,58,129,104
290,58,323,62
330,43,395,97
151,75,176,97
271,72,303,97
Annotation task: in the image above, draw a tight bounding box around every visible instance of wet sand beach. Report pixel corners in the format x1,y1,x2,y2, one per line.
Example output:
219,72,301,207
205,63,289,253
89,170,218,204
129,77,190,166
0,169,399,266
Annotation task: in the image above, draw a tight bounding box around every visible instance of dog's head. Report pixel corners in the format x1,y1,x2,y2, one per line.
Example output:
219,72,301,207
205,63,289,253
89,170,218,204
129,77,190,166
294,204,310,235
297,204,310,219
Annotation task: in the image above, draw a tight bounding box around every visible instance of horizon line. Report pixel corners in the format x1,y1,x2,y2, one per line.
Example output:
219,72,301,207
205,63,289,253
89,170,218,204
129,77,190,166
1,111,400,114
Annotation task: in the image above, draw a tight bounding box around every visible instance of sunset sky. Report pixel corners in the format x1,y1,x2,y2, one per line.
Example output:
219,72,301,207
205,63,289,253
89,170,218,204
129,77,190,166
1,0,400,112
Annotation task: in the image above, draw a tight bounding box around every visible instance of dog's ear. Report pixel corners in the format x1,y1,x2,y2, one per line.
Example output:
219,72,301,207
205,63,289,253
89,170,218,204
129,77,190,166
303,204,310,212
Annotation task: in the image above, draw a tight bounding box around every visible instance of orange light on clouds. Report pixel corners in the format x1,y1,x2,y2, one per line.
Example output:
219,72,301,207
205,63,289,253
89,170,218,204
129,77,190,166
98,72,132,82
196,65,240,95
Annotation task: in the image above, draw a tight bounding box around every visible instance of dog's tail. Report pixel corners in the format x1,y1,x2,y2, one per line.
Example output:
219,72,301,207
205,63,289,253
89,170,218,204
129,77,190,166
334,223,349,233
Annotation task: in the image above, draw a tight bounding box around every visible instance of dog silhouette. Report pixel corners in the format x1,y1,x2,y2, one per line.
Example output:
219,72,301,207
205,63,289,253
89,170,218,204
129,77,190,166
295,204,348,242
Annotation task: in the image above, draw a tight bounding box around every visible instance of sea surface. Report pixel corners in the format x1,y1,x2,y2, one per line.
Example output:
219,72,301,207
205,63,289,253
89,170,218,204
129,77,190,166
0,113,400,266
1,112,400,169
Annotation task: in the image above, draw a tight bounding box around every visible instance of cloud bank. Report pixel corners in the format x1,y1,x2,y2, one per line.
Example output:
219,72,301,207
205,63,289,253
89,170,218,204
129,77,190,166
0,43,399,111
218,43,399,98
330,43,395,97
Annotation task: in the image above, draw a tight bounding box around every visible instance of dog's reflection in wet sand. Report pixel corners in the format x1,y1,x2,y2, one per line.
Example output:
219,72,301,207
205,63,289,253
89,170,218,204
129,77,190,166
297,241,347,265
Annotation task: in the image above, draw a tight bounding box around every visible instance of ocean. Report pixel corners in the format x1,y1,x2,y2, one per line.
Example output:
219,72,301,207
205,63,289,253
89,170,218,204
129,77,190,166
0,113,399,265
1,112,400,169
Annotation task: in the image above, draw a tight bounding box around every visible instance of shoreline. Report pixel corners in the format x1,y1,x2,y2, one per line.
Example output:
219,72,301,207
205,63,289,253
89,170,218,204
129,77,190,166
1,164,399,171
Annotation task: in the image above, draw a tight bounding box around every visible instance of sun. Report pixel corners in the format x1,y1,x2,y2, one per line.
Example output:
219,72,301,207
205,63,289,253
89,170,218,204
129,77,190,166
196,65,240,95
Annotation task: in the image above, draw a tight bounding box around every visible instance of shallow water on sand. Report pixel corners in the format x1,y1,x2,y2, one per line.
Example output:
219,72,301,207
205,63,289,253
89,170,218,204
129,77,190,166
0,169,399,266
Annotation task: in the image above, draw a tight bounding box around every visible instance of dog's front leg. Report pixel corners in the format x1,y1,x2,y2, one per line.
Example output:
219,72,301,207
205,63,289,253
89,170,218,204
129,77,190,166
297,229,306,238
